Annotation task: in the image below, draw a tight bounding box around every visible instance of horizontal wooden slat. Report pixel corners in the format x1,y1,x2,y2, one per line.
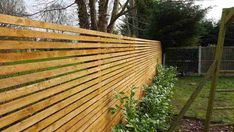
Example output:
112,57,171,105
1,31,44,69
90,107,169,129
216,89,234,92
0,40,152,50
25,57,149,132
213,106,234,110
60,87,133,132
0,59,146,130
89,68,155,132
210,123,234,127
67,65,150,132
0,50,155,103
0,48,159,76
83,61,155,132
0,13,161,132
64,58,155,132
0,48,155,91
77,63,155,132
0,53,154,121
0,27,154,45
102,112,123,132
0,53,154,118
104,110,124,132
1,55,152,131
220,70,234,73
47,59,151,132
0,50,156,103
0,47,143,63
0,14,158,43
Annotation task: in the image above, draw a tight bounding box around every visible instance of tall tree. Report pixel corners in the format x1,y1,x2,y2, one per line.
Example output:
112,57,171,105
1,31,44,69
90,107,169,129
224,23,234,46
0,0,27,16
75,0,90,29
145,0,208,49
74,0,136,32
129,0,138,37
120,0,154,37
200,20,234,46
30,0,134,33
89,0,98,30
107,0,119,33
98,0,109,32
199,20,218,46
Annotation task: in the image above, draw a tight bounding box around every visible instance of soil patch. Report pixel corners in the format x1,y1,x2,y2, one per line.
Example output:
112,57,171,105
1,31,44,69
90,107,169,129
177,117,233,132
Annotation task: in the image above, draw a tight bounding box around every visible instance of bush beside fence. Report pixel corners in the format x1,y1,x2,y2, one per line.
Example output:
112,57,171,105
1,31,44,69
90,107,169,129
0,14,161,131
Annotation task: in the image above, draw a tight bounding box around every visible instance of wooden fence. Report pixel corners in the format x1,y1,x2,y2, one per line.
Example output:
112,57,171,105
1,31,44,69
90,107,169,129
0,14,161,132
165,46,234,75
201,46,234,74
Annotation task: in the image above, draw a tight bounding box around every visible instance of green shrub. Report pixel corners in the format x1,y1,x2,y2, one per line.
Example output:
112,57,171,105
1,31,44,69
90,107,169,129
140,65,177,130
110,65,177,132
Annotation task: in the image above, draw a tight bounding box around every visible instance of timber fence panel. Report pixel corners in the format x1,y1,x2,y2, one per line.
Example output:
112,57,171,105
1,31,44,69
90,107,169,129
201,46,234,74
165,46,234,75
0,14,161,131
165,47,199,75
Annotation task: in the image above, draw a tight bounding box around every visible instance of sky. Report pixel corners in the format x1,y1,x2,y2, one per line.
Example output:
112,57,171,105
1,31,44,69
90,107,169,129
195,0,234,21
25,0,234,23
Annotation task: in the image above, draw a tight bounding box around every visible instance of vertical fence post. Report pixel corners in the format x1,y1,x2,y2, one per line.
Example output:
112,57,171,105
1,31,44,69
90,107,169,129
163,53,166,66
198,46,202,75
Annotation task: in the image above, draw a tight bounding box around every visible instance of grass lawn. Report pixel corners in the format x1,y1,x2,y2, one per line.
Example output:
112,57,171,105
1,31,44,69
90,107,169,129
172,76,234,124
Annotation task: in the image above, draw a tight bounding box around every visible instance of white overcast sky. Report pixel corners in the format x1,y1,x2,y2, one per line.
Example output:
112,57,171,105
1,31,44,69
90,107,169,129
196,0,234,21
25,0,234,22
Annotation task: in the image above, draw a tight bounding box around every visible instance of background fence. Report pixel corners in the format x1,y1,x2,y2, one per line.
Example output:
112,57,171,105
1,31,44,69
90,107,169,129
0,14,162,131
165,46,234,75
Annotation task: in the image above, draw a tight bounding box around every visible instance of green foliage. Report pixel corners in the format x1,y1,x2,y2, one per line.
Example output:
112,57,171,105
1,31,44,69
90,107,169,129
199,20,234,46
140,65,177,130
111,88,153,132
145,1,208,49
121,0,210,49
110,65,177,132
120,0,154,37
225,23,234,46
199,19,218,46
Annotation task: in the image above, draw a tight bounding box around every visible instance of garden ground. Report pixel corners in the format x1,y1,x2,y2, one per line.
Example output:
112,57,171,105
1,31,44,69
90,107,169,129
173,76,234,129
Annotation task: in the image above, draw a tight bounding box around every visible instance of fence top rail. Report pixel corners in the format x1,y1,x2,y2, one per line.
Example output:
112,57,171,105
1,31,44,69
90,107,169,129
0,14,159,43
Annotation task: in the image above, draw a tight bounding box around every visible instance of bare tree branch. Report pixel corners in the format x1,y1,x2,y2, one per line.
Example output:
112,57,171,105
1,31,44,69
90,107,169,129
107,0,137,33
107,0,119,33
26,2,75,17
40,3,70,25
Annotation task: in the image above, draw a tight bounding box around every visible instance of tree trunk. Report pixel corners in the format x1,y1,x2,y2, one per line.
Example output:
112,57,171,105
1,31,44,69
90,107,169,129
107,0,119,33
129,0,138,37
98,0,109,32
75,0,90,29
89,0,98,30
126,14,131,36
